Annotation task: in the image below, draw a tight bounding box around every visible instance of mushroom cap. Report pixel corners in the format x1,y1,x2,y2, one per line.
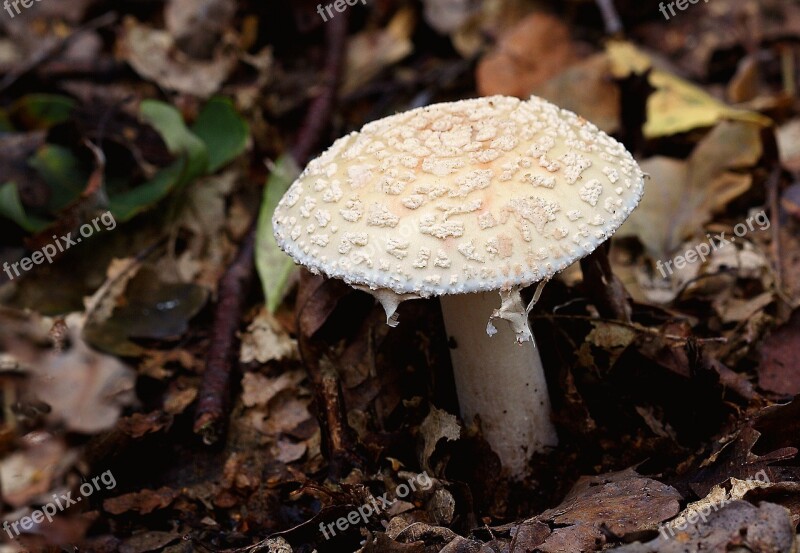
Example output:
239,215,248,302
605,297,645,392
272,95,644,298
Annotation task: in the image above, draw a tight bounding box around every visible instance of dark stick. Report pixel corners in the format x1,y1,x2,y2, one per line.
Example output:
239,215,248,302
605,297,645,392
595,0,624,35
291,13,350,165
579,242,632,323
193,12,350,445
194,223,257,444
0,12,118,93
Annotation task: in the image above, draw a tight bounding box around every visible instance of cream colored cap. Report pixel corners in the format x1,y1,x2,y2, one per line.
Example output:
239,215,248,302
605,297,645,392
272,95,644,298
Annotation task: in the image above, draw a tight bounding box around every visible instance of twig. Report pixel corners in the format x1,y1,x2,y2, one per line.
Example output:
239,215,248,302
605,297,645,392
595,0,623,35
579,242,632,323
194,222,257,444
766,165,783,290
530,313,727,344
291,13,350,165
193,12,350,445
0,11,118,93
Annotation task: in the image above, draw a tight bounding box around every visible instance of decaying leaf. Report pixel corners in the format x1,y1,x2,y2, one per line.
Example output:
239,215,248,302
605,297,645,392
758,308,800,396
239,307,299,364
618,120,762,260
476,12,577,99
341,9,414,96
610,501,794,553
418,406,461,474
607,41,771,138
120,17,238,98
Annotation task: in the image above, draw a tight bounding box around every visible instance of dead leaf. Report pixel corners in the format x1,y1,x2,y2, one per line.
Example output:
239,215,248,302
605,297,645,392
758,308,800,396
532,53,620,134
476,12,578,99
418,406,461,474
610,501,794,552
341,9,414,96
241,370,305,408
421,0,479,35
607,41,771,138
104,487,179,515
164,0,236,59
0,437,71,508
239,308,299,364
30,315,137,433
619,121,761,260
120,17,238,98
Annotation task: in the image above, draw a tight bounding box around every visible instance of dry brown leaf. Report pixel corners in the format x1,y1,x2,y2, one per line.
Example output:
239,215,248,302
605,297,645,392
239,308,299,364
418,407,460,474
104,487,179,515
340,9,414,96
241,370,305,408
30,315,137,434
758,309,800,396
532,53,620,134
120,17,238,98
618,121,761,260
0,437,71,508
476,12,578,99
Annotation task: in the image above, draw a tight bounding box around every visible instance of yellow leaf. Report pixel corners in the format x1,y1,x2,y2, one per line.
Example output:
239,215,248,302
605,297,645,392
606,41,772,138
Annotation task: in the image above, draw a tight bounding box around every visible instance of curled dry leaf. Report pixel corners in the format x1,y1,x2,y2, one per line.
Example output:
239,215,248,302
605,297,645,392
619,120,762,261
241,370,305,408
239,307,299,364
341,8,414,97
0,436,71,508
533,468,681,550
610,501,794,553
418,406,460,474
607,41,771,138
120,17,238,98
6,313,137,434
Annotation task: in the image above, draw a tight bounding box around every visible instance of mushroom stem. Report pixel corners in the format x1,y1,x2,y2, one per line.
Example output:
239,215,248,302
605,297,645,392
440,291,558,479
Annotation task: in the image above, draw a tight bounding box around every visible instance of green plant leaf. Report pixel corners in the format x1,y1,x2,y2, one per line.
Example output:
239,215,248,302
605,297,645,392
0,109,13,132
108,161,185,222
0,181,50,232
192,97,249,173
12,94,76,129
27,144,87,211
107,101,211,221
140,100,208,181
255,155,301,313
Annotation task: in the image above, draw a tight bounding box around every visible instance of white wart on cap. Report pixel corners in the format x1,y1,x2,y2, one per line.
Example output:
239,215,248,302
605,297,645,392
272,95,644,301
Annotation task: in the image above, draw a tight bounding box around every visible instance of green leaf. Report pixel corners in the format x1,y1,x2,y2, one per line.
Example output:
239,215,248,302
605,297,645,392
255,155,301,313
27,145,87,211
0,181,50,232
192,97,249,173
107,101,211,221
108,161,185,222
12,94,76,129
0,109,13,132
140,100,208,181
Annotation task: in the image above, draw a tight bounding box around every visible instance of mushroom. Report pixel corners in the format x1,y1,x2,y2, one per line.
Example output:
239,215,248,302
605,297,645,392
272,95,644,478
